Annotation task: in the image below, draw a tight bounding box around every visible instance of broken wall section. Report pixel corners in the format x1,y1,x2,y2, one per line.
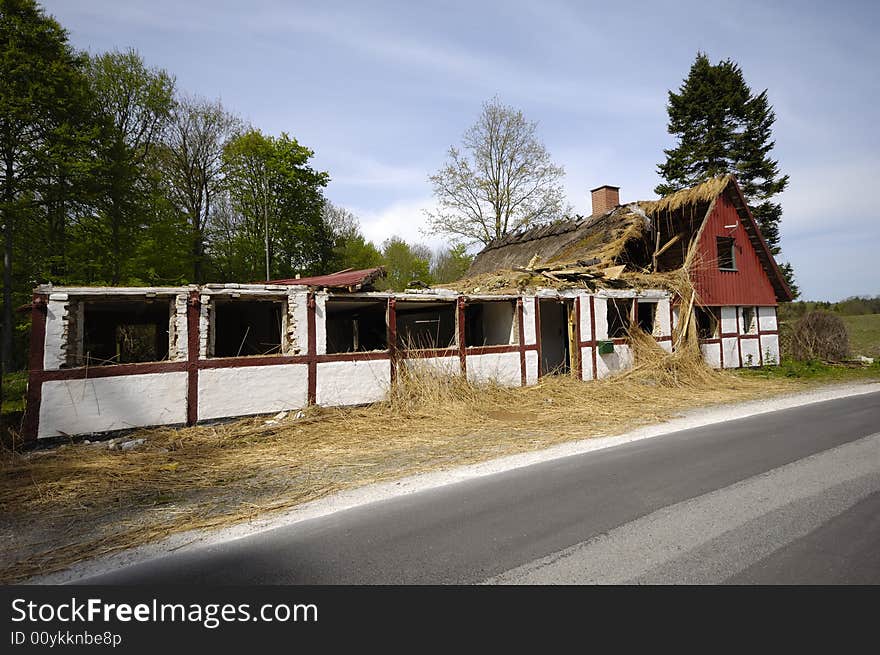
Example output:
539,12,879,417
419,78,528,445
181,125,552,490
42,290,190,370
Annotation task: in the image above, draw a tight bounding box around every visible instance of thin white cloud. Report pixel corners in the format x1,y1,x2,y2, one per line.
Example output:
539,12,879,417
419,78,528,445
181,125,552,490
778,159,880,239
325,153,428,189
350,197,443,250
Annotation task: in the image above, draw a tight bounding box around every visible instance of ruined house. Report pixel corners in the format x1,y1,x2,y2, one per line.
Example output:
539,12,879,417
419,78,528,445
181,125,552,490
22,174,791,441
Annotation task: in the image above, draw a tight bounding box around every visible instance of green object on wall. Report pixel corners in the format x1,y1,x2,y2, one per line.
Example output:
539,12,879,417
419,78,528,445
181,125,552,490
597,340,614,355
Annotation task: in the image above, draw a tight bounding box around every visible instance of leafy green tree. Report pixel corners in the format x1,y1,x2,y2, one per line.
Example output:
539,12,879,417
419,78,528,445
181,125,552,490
379,237,433,290
221,130,330,281
322,202,383,271
159,95,241,282
656,52,797,297
431,243,473,283
0,0,95,371
85,48,175,285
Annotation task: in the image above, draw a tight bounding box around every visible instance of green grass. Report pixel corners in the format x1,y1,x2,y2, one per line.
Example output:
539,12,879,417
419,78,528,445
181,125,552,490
841,314,880,358
2,371,28,414
737,357,880,382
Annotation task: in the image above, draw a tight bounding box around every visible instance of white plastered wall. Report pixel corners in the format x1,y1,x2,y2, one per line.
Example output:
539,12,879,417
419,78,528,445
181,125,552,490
758,306,778,332
760,334,780,365
466,351,521,386
525,350,539,385
578,294,594,341
43,294,69,370
38,373,187,438
593,297,609,340
596,344,633,379
580,346,595,380
701,342,722,368
740,338,760,367
402,356,459,377
314,292,328,355
198,364,308,421
316,359,390,406
722,337,740,368
720,306,738,335
199,293,211,358
521,298,537,345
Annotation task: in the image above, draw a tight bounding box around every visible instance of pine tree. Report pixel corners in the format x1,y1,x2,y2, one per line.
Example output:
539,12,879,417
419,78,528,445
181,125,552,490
656,52,797,297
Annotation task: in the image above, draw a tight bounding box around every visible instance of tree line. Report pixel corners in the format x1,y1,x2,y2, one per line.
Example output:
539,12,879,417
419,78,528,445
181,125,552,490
778,296,880,321
0,0,469,372
3,1,798,376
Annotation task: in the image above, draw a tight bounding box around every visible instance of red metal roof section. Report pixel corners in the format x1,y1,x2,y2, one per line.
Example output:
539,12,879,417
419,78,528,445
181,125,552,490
268,266,386,291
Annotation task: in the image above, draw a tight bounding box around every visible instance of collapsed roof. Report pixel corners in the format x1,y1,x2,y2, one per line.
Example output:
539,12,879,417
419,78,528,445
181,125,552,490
269,267,386,292
452,175,791,301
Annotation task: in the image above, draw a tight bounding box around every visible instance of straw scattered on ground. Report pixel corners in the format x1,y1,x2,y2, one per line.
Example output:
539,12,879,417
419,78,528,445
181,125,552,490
0,333,808,584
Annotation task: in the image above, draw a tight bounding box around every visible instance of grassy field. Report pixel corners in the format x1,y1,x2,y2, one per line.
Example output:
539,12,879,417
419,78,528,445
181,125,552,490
736,356,880,381
841,314,880,358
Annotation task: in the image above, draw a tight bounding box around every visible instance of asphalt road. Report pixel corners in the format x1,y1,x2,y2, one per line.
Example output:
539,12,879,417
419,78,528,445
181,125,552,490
78,391,880,585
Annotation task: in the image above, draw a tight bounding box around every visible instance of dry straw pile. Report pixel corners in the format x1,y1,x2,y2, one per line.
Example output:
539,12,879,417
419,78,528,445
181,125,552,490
0,324,795,583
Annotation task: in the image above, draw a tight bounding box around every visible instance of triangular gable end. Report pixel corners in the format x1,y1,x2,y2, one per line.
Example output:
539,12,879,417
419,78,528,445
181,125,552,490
690,177,793,306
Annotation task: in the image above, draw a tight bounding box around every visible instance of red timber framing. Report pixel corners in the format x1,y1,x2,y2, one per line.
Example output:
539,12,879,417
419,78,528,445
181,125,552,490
517,298,527,386
574,297,583,380
589,296,598,380
21,293,48,441
22,290,688,441
697,305,780,369
690,181,792,306
457,296,467,377
186,290,200,425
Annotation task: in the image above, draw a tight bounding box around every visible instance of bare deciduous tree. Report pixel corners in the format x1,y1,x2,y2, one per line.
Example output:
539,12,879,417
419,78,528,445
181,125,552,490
425,97,567,246
161,95,241,282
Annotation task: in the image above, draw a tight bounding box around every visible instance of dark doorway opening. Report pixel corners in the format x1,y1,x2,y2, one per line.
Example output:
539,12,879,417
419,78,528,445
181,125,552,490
695,306,719,340
636,301,656,334
539,299,574,375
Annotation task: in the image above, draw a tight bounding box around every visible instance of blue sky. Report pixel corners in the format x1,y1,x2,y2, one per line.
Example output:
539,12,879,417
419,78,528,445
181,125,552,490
41,0,879,301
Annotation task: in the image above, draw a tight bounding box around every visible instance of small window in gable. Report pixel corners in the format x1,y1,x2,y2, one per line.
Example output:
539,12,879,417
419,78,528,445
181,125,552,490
717,236,736,271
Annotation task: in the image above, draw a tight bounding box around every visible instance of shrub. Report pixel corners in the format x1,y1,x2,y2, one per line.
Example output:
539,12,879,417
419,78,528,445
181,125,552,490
787,311,850,362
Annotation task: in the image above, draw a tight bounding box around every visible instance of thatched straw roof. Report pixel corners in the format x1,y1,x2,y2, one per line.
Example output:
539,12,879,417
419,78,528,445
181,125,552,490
457,174,792,302
468,204,652,276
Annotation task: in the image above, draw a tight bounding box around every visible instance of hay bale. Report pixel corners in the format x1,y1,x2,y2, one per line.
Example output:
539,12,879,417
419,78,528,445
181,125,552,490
787,311,850,362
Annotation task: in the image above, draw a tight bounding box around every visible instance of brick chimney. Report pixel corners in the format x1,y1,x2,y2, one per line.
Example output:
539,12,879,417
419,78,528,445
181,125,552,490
590,185,620,216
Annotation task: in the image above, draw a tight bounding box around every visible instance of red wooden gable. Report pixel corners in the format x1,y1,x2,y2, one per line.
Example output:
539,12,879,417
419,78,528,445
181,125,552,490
690,190,781,307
